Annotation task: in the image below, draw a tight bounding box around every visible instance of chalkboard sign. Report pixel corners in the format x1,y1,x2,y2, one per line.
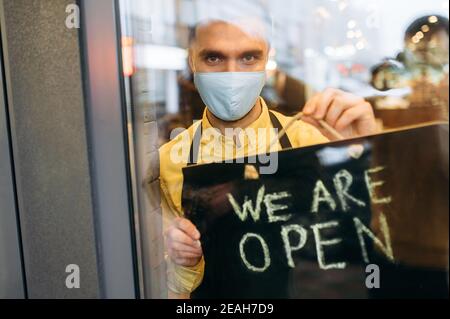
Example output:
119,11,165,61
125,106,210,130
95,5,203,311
182,123,449,299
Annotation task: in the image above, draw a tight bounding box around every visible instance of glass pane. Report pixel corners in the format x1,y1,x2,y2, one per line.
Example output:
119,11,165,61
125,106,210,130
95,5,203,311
118,0,449,299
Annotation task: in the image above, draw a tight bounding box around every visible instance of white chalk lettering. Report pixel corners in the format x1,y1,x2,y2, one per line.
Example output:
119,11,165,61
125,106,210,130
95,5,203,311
353,213,394,263
239,233,271,272
311,180,337,213
364,167,392,205
281,224,308,268
228,186,265,222
228,186,292,223
264,192,293,223
311,221,347,270
333,169,366,211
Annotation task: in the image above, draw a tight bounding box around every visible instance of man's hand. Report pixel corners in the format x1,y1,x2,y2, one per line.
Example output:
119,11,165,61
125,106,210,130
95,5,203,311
303,88,378,140
165,217,203,267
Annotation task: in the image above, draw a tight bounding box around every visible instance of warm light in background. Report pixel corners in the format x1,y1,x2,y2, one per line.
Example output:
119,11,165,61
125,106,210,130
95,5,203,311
266,60,278,71
356,40,366,50
347,20,357,29
428,15,439,24
316,6,331,19
421,25,430,33
122,36,135,77
338,0,349,11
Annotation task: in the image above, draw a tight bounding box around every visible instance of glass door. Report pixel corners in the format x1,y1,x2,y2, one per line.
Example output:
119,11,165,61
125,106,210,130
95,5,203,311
117,0,449,299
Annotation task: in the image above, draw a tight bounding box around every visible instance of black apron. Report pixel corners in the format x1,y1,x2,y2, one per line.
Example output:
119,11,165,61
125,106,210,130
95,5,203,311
183,111,292,298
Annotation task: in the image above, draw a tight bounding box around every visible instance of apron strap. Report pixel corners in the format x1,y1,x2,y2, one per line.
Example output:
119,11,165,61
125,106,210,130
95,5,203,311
268,110,293,150
188,122,203,166
187,110,292,166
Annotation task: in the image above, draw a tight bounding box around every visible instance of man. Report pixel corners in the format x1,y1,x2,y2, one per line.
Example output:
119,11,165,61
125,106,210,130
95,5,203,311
159,18,377,299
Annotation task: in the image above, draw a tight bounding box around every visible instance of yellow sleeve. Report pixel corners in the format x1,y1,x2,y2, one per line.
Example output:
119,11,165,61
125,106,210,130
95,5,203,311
166,255,205,295
160,179,205,296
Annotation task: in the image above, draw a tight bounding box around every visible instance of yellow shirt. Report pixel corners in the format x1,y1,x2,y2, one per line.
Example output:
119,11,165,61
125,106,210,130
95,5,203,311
159,98,329,295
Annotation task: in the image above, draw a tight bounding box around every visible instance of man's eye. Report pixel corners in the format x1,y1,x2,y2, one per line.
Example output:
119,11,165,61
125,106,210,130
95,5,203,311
242,55,256,63
206,56,221,64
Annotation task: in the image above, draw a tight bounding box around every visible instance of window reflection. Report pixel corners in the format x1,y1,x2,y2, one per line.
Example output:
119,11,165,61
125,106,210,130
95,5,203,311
118,0,449,299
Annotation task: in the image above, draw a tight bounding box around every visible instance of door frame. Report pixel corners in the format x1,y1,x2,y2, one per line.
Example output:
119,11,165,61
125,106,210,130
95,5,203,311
0,21,26,299
79,0,140,298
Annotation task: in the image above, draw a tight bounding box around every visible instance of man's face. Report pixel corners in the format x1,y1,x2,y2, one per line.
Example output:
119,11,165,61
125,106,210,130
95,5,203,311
189,21,269,73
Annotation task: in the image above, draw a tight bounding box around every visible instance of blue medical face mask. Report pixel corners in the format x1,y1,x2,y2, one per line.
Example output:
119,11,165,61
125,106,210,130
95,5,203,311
194,71,266,122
